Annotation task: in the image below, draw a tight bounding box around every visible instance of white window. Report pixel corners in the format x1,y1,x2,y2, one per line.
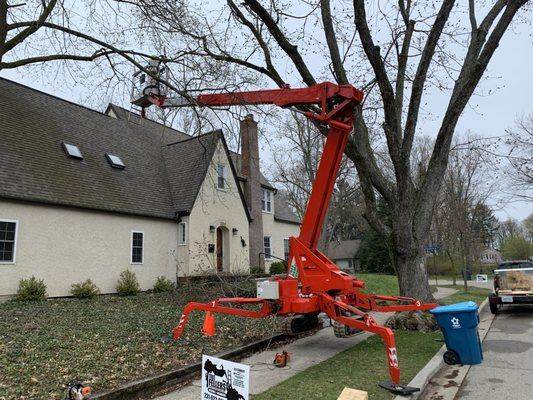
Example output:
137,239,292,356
62,142,83,160
178,222,187,245
131,231,144,264
261,189,272,213
217,164,226,189
283,238,290,261
264,236,272,260
106,153,125,169
0,220,18,264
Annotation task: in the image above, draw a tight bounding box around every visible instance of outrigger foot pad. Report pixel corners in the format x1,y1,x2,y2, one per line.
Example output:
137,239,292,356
379,382,420,396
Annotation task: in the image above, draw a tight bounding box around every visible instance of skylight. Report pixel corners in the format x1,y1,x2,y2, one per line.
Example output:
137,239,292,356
62,142,83,160
106,153,125,169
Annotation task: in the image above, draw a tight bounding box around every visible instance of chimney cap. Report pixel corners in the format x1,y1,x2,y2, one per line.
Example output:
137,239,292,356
244,113,255,121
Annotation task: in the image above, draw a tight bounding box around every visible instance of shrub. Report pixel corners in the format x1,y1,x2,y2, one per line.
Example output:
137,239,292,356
116,270,140,296
16,276,47,301
269,261,287,275
153,276,175,293
250,265,264,274
70,279,100,299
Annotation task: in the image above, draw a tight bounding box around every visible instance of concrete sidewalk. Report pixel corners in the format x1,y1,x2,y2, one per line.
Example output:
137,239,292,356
430,279,492,290
154,287,456,400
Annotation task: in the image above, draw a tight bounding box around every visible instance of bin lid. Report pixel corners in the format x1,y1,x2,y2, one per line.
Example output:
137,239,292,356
429,301,478,315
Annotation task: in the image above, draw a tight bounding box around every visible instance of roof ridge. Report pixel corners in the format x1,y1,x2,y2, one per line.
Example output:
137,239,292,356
164,129,222,147
0,77,110,118
107,103,191,137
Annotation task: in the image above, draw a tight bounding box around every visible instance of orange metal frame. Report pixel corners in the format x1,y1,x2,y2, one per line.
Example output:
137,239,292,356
146,82,436,392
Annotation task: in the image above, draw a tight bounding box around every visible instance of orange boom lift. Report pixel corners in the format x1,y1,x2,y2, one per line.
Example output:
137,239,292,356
132,65,436,395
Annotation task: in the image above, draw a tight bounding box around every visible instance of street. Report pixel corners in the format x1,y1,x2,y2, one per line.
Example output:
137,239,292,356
457,304,533,400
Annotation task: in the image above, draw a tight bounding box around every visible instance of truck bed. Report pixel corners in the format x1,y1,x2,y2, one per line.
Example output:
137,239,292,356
495,267,533,292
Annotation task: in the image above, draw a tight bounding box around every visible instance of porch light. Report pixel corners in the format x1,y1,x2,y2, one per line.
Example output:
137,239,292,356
209,225,215,233
232,228,238,235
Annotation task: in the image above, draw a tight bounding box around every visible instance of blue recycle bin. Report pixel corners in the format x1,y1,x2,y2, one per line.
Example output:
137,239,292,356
430,301,483,365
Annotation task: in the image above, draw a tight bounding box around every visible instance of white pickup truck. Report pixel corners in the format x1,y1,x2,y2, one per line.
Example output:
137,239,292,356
489,260,533,314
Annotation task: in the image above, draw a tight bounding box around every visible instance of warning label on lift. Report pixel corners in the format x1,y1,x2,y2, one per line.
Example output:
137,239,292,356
201,355,250,400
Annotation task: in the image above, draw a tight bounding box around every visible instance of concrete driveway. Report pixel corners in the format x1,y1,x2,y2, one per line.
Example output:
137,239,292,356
457,304,533,400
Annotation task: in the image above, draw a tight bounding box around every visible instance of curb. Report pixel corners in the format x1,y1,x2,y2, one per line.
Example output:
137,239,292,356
90,333,290,400
393,298,490,400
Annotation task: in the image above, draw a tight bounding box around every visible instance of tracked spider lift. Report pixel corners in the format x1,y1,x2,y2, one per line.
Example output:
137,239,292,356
132,63,437,395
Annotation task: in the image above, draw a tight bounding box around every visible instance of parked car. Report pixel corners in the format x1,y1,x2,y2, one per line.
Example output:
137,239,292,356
489,260,533,314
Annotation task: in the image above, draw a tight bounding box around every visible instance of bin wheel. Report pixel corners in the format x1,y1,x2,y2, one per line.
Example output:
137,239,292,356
489,301,499,315
443,350,460,365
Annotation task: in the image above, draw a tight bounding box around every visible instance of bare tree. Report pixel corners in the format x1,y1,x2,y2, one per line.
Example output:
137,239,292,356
431,133,498,286
497,218,526,246
5,1,529,301
115,0,530,301
271,112,364,249
504,114,533,200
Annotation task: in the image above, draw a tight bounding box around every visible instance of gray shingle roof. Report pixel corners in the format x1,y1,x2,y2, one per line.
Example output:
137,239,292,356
274,192,300,224
0,78,297,224
0,78,178,219
326,240,361,260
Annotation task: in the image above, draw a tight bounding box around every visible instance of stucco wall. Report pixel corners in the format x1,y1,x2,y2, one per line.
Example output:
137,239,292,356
0,199,177,297
262,206,300,272
178,140,250,275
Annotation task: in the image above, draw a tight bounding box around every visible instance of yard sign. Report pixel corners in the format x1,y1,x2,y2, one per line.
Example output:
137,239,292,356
201,355,250,400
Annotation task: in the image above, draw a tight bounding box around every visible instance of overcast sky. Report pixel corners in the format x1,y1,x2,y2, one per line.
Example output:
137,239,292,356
1,2,531,222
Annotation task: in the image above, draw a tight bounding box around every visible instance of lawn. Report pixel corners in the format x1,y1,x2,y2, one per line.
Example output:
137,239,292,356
440,285,490,305
355,273,399,296
0,274,489,400
254,330,442,400
254,284,491,400
0,283,280,400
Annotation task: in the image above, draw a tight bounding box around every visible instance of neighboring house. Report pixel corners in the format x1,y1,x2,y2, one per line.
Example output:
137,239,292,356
326,240,361,273
0,78,300,297
479,248,502,265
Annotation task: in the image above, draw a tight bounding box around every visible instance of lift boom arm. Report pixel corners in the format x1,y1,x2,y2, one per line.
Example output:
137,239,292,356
141,81,435,396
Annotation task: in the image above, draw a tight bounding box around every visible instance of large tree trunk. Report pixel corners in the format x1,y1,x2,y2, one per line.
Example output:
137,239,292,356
390,197,435,302
394,248,434,302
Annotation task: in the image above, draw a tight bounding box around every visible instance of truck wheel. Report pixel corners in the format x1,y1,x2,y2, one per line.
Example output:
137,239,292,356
443,350,460,365
489,301,499,315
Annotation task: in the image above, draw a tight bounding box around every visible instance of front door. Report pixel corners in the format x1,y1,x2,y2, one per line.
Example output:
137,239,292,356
216,227,223,272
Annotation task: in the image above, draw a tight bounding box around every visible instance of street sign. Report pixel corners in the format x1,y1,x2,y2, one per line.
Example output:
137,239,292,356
201,355,250,400
425,244,441,254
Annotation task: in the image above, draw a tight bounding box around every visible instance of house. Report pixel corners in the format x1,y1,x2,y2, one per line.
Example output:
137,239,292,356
479,248,502,265
0,78,300,297
325,240,361,273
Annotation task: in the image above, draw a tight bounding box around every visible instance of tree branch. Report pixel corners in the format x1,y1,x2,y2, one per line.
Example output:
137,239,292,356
416,0,528,239
0,0,7,61
394,19,414,135
320,0,348,84
3,0,57,53
0,49,115,68
402,0,456,159
353,0,400,166
468,0,477,31
227,0,285,87
244,0,316,86
346,105,396,206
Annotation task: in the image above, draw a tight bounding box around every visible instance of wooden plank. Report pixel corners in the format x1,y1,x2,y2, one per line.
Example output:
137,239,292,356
336,387,368,400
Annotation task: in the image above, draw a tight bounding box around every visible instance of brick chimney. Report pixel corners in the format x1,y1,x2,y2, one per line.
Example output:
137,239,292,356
240,114,264,270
